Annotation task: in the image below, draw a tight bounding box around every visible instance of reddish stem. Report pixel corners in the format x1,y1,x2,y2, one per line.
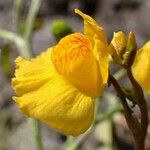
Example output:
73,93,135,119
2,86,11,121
109,73,148,150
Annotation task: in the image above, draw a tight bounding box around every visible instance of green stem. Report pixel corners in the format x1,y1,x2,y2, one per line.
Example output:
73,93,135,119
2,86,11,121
95,105,123,124
29,119,44,150
0,29,32,58
13,0,23,33
0,29,43,149
0,28,43,150
24,0,42,41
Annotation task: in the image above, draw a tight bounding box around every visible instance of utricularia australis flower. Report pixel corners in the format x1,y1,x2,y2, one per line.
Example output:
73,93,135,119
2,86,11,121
12,9,150,137
11,9,109,136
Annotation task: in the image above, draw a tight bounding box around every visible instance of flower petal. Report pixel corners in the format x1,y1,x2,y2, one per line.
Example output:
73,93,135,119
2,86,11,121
52,33,103,97
109,31,127,56
132,41,150,92
12,48,54,96
12,48,94,136
75,9,107,45
75,9,108,85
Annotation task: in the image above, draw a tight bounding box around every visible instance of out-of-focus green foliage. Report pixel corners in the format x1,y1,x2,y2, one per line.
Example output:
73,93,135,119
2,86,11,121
19,19,44,35
51,19,73,42
0,44,11,75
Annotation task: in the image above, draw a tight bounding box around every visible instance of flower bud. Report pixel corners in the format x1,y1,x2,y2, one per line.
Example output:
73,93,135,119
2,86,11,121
109,31,137,68
109,31,127,64
122,32,137,68
126,32,137,51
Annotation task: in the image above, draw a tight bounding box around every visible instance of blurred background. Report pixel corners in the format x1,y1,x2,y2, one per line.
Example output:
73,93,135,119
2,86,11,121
0,0,150,150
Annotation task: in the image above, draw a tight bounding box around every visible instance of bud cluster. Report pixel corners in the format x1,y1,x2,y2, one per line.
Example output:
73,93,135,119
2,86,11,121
109,31,137,68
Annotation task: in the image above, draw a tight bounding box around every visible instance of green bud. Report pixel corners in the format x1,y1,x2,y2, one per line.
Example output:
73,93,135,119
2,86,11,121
109,31,137,68
51,19,73,42
126,32,137,52
122,32,137,68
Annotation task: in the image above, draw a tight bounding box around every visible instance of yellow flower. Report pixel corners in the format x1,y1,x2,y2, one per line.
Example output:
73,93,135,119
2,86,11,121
11,9,108,136
132,41,150,92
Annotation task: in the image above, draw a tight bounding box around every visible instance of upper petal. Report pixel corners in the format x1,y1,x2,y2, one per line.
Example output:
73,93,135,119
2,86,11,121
75,9,108,85
12,48,94,136
52,33,103,97
75,9,107,45
132,41,150,92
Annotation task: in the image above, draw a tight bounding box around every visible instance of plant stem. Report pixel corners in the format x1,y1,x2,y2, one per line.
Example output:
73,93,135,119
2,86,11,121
95,105,123,124
108,74,145,150
134,137,145,150
13,0,23,33
0,29,32,58
0,28,44,150
108,75,132,115
127,68,149,149
29,119,44,150
24,0,42,41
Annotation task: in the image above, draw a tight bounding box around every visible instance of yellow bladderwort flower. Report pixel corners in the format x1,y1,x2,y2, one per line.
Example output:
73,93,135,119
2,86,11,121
132,41,150,92
11,9,108,136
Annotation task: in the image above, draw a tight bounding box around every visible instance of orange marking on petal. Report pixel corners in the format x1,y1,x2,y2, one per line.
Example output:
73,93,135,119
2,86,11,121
51,32,103,97
52,33,92,74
